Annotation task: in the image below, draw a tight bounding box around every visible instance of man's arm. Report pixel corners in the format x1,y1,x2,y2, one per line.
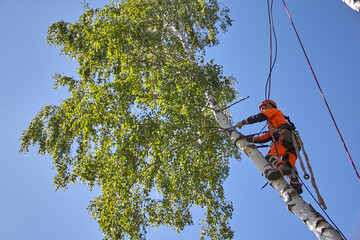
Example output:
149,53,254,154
253,132,272,143
236,113,268,128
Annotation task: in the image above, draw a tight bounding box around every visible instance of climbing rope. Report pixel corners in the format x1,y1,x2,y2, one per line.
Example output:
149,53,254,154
292,131,327,209
266,0,272,100
281,0,360,181
265,0,278,101
291,132,310,180
299,177,348,240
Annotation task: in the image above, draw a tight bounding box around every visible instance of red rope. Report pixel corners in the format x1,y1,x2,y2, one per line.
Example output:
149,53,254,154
281,0,360,181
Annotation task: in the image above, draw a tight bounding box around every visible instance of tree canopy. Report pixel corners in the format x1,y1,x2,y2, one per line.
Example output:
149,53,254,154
20,0,240,239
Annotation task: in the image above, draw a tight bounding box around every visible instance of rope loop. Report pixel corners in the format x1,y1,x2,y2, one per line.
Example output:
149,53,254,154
292,130,327,209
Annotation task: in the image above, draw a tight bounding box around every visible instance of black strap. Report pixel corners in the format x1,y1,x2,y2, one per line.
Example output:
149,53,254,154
285,115,296,130
261,182,269,189
234,136,246,147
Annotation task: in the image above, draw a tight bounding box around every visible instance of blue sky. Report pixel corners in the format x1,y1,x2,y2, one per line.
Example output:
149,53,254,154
1,0,359,239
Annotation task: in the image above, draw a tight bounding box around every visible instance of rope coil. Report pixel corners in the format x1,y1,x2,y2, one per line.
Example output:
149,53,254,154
292,131,327,209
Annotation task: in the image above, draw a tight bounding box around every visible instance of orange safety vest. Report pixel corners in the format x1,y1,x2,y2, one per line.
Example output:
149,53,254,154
253,108,290,143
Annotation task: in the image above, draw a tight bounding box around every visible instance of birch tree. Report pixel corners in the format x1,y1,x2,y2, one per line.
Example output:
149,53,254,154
21,1,238,239
20,0,342,239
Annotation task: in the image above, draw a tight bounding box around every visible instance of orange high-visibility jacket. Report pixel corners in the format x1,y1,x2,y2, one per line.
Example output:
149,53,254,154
244,108,290,143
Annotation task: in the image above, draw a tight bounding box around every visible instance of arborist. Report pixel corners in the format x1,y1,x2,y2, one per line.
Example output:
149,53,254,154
236,100,303,194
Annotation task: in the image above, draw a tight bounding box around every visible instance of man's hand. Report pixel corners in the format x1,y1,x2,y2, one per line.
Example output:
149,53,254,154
235,121,244,129
235,120,246,129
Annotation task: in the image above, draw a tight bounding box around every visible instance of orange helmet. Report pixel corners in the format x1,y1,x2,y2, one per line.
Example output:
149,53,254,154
259,100,277,111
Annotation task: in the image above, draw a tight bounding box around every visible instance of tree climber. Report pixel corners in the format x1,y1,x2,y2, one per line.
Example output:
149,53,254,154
236,100,303,194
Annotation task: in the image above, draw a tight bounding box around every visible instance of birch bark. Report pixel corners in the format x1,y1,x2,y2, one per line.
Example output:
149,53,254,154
342,0,360,12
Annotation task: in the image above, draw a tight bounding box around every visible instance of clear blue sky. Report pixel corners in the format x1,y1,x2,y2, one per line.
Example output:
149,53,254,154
1,0,359,239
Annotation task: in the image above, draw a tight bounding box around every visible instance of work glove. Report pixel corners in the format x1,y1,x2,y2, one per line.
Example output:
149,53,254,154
235,120,246,129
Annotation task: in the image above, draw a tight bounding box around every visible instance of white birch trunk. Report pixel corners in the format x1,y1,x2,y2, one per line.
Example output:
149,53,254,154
342,0,360,12
206,95,344,240
168,18,343,240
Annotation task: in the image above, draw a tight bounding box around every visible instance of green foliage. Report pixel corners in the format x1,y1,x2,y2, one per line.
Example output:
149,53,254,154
20,0,240,239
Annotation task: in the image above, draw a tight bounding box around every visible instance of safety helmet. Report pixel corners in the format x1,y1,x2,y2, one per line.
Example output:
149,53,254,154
259,100,277,111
